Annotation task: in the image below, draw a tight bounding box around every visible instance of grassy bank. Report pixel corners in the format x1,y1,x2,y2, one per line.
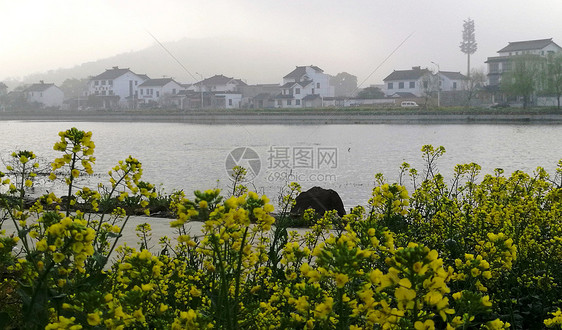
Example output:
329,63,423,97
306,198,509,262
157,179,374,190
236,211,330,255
1,106,562,124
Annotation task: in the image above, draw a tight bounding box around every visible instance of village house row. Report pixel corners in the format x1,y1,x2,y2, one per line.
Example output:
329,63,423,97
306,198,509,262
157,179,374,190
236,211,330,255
0,38,560,110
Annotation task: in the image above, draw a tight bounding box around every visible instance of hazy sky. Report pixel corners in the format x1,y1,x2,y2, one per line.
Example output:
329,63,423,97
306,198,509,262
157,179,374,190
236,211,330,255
1,0,561,85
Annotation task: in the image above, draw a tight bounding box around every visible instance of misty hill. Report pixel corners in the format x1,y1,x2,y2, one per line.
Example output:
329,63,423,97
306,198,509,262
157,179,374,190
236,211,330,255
13,37,323,87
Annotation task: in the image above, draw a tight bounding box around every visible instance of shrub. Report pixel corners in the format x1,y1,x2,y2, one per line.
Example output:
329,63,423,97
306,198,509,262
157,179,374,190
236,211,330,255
0,128,560,329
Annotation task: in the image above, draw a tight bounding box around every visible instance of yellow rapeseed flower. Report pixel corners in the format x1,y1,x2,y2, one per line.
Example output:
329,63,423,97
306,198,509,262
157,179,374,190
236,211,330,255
53,253,65,263
414,319,435,330
335,273,350,288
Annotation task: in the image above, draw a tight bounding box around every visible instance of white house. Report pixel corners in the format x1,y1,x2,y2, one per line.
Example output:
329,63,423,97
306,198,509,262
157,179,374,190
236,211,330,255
214,92,243,109
274,65,335,108
138,78,184,106
24,81,64,108
486,38,562,87
192,74,247,93
436,71,467,91
382,66,432,97
86,66,149,109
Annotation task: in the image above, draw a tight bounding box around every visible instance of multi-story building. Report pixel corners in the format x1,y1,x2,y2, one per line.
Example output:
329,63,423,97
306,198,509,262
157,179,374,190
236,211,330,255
485,38,562,88
274,65,335,108
86,67,148,109
192,74,247,93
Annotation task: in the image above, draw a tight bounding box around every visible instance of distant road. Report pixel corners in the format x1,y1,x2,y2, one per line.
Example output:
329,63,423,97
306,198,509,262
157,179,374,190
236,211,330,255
1,108,561,124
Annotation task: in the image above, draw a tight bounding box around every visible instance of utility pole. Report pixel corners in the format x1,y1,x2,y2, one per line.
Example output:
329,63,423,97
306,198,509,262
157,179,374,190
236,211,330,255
196,72,204,109
431,61,441,108
460,18,477,79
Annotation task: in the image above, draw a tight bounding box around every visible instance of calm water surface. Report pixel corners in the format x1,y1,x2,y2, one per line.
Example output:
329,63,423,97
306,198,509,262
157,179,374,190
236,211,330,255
0,121,560,208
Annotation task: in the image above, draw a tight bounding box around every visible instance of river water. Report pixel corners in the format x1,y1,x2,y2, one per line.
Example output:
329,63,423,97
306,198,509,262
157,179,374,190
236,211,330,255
0,121,560,209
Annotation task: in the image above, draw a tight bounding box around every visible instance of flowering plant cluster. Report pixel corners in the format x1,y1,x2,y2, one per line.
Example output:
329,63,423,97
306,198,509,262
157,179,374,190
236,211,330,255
0,130,561,329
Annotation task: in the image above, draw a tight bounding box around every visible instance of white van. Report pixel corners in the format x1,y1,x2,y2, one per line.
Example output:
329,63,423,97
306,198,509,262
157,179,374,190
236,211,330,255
401,101,419,108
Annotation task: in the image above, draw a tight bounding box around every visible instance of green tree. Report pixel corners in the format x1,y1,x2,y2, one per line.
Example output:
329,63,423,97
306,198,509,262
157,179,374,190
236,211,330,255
60,78,89,100
542,53,562,109
330,72,358,97
356,86,385,99
500,55,543,108
463,68,486,107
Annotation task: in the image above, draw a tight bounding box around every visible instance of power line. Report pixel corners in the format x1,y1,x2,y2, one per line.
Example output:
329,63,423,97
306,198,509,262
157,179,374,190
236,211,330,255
353,31,415,94
145,30,199,83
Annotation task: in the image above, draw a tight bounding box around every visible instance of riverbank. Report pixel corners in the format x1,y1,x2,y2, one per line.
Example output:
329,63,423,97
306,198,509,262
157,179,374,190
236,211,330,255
1,108,562,124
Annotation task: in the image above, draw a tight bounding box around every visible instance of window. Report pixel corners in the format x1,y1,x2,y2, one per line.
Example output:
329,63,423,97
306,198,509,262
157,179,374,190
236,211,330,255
172,89,176,94
95,81,99,86
140,89,143,95
102,80,106,85
277,100,282,106
388,83,393,89
316,83,320,88
409,81,415,88
135,81,138,85
312,88,315,94
502,62,512,72
109,80,113,86
229,99,233,106
398,82,404,89
109,90,114,95
40,92,42,97
296,99,301,105
423,81,428,88
453,82,457,89
295,88,300,94
156,91,160,97
101,91,106,95
287,100,292,105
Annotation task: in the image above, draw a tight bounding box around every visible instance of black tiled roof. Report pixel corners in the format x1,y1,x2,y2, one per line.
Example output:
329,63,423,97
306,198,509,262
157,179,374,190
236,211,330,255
139,78,180,87
383,68,431,81
498,38,557,53
253,93,273,100
274,94,294,99
302,94,321,101
283,65,323,79
25,82,56,92
439,71,467,80
92,68,133,80
195,75,247,86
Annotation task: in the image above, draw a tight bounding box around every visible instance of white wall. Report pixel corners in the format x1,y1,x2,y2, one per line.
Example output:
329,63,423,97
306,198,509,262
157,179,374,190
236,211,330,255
305,67,334,97
384,79,428,97
28,86,63,108
139,81,184,103
87,71,147,107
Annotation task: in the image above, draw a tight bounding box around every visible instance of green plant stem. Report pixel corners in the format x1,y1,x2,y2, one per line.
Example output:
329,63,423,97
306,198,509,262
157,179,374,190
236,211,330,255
233,226,249,319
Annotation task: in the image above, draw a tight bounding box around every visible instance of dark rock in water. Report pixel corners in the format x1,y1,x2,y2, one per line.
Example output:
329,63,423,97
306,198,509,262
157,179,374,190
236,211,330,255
291,186,346,217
